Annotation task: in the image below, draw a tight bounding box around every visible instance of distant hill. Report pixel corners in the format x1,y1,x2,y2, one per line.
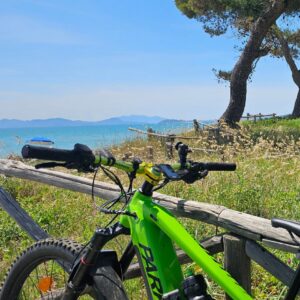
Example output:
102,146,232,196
0,115,167,128
99,115,165,125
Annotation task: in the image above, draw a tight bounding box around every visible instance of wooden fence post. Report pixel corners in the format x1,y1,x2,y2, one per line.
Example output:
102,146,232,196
147,128,154,141
258,113,262,121
224,234,251,299
164,134,175,158
122,152,132,161
0,188,49,241
193,119,200,133
215,128,221,144
146,146,153,160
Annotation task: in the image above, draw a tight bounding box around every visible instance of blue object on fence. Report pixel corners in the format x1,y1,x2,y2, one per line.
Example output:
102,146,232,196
27,137,54,146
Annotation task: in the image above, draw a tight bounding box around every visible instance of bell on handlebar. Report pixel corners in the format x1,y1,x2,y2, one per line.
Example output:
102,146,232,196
175,142,192,168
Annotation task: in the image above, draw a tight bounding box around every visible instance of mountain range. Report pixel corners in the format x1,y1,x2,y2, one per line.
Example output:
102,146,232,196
0,115,173,128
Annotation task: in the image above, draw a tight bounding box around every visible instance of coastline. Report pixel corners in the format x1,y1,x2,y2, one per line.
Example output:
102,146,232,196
0,121,193,158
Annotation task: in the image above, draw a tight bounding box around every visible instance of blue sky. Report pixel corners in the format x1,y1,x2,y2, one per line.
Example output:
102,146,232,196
0,0,296,121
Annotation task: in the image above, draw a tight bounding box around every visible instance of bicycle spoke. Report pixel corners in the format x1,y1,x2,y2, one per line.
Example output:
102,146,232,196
49,260,55,299
62,259,67,287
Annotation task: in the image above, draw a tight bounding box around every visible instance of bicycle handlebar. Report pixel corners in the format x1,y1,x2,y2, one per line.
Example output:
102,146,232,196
22,145,75,162
22,144,138,173
196,162,236,171
21,144,236,178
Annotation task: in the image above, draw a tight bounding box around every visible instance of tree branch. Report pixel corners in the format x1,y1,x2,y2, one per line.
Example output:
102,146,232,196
274,23,300,85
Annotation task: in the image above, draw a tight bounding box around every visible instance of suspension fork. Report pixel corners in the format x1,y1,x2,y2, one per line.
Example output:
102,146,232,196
62,222,130,300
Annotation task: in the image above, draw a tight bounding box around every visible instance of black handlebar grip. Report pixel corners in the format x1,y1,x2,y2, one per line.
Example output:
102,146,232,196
22,145,75,162
202,162,236,171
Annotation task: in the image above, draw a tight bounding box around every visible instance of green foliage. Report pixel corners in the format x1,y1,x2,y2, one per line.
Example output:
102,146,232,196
175,0,277,36
176,0,300,85
176,0,300,30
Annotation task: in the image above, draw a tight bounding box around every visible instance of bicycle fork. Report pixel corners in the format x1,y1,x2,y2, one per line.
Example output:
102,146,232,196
62,223,130,300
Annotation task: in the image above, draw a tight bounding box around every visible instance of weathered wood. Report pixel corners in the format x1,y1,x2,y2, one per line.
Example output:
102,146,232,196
241,113,277,120
193,119,200,133
146,146,153,160
196,122,216,130
147,128,155,141
165,141,173,159
190,147,218,154
128,127,200,140
124,235,224,280
0,159,299,249
156,194,300,246
217,209,300,246
0,188,49,241
262,238,300,254
224,234,251,299
246,240,299,292
0,159,121,200
122,152,132,161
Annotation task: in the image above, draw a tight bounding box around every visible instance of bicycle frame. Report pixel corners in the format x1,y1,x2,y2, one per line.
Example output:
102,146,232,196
120,190,253,300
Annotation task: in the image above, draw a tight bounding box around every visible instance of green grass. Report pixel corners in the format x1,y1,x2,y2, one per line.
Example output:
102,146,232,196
0,120,300,299
242,117,300,141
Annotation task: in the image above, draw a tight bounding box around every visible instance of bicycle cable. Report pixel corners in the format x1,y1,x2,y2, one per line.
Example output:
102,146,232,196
91,156,135,228
152,178,169,192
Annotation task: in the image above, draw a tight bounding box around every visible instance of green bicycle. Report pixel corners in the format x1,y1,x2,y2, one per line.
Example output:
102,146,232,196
0,142,299,299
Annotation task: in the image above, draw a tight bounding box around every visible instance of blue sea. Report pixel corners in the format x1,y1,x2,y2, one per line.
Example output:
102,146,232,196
0,121,193,158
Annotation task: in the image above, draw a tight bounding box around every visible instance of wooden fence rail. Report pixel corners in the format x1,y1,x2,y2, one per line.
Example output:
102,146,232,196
128,127,201,140
0,159,298,248
128,126,222,158
0,158,299,296
241,113,277,122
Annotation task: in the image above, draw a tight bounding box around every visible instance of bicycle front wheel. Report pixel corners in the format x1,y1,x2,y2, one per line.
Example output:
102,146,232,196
0,238,128,300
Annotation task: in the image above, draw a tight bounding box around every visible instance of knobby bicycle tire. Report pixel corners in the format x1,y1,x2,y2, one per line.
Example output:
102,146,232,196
0,238,128,300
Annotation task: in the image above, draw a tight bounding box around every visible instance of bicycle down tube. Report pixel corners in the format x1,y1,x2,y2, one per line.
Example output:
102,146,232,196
120,190,253,300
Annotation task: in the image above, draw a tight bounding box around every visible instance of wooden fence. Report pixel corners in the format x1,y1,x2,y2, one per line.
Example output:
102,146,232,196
0,158,299,298
130,113,282,159
241,113,277,122
128,126,221,158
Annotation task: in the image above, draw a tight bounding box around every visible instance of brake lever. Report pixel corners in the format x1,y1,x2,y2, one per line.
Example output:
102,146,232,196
35,161,95,173
182,169,208,184
35,162,67,169
64,162,95,173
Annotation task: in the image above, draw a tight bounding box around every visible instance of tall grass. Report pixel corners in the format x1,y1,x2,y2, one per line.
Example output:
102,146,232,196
243,117,300,141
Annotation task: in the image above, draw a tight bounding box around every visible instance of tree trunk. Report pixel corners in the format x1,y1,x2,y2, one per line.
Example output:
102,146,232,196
221,0,288,124
292,90,300,117
275,25,300,118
